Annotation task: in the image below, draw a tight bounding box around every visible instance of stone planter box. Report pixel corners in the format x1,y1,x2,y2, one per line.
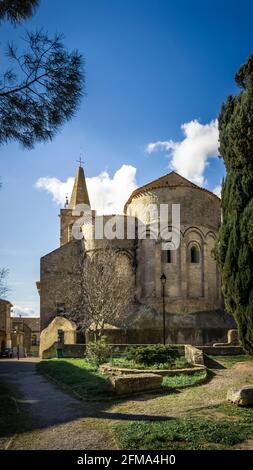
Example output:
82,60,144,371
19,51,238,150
109,373,163,395
100,364,206,377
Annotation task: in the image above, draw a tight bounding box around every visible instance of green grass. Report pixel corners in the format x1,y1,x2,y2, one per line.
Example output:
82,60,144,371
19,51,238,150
207,355,252,368
114,414,253,450
37,358,111,400
215,401,253,422
114,393,253,450
162,370,207,389
37,359,206,403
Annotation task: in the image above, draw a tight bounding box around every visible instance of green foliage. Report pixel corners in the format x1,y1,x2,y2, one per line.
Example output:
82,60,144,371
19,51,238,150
215,55,253,354
86,337,112,366
173,356,189,369
114,414,253,450
124,344,181,367
0,2,84,149
0,31,84,149
111,355,189,370
0,0,39,24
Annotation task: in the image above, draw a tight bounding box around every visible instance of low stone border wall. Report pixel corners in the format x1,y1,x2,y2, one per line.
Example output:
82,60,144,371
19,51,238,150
100,363,206,377
41,342,85,359
198,345,244,356
185,344,204,365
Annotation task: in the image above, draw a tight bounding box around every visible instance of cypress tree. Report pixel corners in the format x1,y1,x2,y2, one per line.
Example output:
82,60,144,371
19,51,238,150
216,55,253,354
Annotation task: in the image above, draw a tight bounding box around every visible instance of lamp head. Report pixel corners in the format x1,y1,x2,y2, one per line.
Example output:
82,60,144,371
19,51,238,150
160,273,167,285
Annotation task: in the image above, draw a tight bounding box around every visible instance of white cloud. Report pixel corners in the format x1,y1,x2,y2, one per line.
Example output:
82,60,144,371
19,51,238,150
36,164,138,215
12,304,38,317
213,183,222,198
36,176,74,206
146,119,219,186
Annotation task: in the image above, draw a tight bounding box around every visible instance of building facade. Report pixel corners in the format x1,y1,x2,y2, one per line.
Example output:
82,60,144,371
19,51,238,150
12,317,40,356
0,299,12,350
38,165,235,346
11,317,32,357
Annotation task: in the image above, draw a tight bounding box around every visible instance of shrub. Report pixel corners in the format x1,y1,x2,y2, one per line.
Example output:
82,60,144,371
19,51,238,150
174,356,189,369
86,336,111,366
124,344,181,366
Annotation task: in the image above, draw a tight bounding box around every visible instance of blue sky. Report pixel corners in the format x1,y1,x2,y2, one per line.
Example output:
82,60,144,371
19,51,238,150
0,0,253,316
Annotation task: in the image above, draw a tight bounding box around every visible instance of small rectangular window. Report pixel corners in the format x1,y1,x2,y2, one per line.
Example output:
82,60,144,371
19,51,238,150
161,250,172,263
166,250,172,263
56,303,66,314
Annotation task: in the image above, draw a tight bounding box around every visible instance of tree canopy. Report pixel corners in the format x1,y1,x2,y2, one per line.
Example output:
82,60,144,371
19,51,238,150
215,55,253,354
0,1,84,148
0,0,39,25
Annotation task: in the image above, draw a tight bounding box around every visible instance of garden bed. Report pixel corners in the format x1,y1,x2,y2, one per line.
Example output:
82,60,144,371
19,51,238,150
100,363,206,377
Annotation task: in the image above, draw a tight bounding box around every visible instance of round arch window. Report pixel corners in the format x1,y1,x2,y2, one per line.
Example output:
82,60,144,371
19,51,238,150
190,245,200,263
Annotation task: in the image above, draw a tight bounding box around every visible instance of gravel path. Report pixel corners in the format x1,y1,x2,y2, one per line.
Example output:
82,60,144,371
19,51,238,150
0,358,116,450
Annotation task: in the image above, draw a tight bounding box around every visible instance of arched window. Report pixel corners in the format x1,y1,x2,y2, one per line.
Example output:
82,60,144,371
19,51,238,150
32,334,37,346
161,249,172,263
190,245,200,263
166,250,172,263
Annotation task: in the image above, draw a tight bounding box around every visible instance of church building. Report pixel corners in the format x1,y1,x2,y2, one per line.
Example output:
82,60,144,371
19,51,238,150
38,164,235,345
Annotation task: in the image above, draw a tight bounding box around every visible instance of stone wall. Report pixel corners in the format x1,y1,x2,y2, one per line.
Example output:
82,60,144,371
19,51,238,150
0,299,12,349
128,182,222,315
39,316,76,358
87,308,235,346
40,240,82,330
61,344,85,358
199,345,244,355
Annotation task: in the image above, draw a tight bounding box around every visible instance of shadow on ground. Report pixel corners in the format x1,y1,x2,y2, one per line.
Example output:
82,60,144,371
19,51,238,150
204,355,226,369
0,359,178,440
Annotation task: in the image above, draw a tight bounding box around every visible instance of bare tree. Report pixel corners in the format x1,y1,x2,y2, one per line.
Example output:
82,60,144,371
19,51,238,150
64,245,135,341
0,267,9,298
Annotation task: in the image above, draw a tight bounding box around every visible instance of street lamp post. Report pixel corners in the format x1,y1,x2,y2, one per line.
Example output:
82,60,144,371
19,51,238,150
160,273,167,345
13,328,19,360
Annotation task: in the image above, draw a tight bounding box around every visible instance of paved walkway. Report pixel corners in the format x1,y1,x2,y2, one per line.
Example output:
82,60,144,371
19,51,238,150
0,358,116,450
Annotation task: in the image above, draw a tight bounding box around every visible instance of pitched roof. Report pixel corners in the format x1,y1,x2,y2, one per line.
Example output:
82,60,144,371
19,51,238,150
124,171,219,211
69,166,90,209
0,298,12,307
12,317,40,332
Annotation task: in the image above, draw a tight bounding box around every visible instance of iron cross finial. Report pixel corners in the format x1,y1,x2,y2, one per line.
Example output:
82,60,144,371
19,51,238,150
76,155,84,167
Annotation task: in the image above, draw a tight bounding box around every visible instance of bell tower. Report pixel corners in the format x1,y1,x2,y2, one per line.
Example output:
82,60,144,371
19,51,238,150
60,159,90,246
